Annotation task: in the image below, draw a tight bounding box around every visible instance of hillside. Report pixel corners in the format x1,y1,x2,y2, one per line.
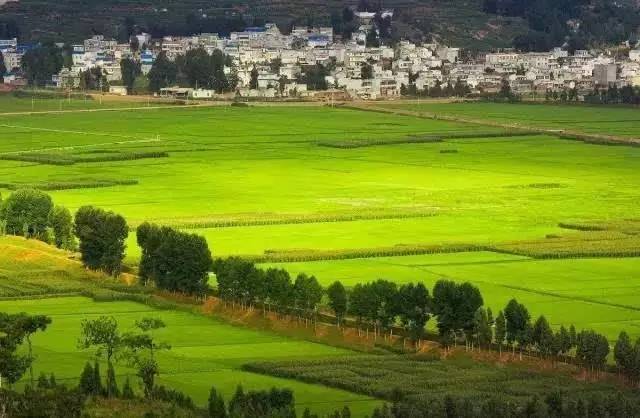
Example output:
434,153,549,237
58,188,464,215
0,0,556,49
1,0,638,49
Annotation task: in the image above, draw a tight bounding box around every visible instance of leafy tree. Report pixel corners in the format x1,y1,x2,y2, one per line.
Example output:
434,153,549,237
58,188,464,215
504,298,530,356
2,189,53,239
293,273,323,322
15,314,51,385
432,280,483,347
78,362,97,396
120,57,141,93
326,281,348,326
148,52,177,92
397,283,431,343
182,48,214,88
366,27,379,47
77,316,122,396
532,315,554,357
21,45,63,86
473,307,492,348
303,64,328,91
0,50,6,75
154,227,212,295
576,330,610,373
0,313,45,385
557,325,572,360
614,331,634,377
106,362,119,398
361,62,373,79
250,66,259,89
74,206,128,276
122,317,170,396
49,205,74,249
122,377,135,399
92,360,103,395
495,310,506,355
208,385,228,418
79,66,107,91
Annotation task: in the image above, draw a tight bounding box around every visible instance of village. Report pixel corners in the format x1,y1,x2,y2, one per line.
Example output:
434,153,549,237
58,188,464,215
1,10,640,100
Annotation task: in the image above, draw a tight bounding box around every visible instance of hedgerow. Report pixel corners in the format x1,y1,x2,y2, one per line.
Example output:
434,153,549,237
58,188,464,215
0,179,138,191
0,154,75,165
73,151,169,163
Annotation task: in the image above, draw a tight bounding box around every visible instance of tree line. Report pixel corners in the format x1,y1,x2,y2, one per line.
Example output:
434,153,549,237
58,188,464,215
400,78,471,98
146,48,239,93
0,189,75,250
212,257,619,374
1,189,214,293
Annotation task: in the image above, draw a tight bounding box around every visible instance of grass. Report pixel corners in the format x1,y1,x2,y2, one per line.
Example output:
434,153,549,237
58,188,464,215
262,252,640,340
0,296,381,417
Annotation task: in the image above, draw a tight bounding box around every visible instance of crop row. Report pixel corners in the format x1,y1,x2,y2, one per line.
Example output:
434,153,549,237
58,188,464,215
242,355,623,403
0,151,169,166
316,131,536,149
488,231,640,259
0,179,138,191
246,243,481,263
148,208,438,229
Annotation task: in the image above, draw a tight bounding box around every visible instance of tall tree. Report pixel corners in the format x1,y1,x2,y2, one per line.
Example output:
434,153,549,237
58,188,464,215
0,50,6,75
504,299,530,356
614,331,634,377
183,48,214,88
120,57,141,93
495,310,506,355
327,281,348,327
532,315,554,358
21,45,63,86
249,66,259,89
208,386,228,418
148,52,177,92
397,283,431,343
2,189,53,239
16,314,51,386
77,316,122,397
49,205,74,249
74,206,128,276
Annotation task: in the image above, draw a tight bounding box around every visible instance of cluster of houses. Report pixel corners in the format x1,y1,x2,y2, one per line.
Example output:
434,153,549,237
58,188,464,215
2,11,640,99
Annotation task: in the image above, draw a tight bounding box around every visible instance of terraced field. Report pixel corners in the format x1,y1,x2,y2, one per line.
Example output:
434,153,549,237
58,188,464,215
0,296,380,416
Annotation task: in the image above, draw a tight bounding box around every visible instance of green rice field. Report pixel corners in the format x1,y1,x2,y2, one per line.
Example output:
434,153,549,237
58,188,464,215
1,99,639,335
0,296,380,416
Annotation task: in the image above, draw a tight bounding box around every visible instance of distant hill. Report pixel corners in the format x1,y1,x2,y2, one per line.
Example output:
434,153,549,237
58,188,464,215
0,0,638,50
